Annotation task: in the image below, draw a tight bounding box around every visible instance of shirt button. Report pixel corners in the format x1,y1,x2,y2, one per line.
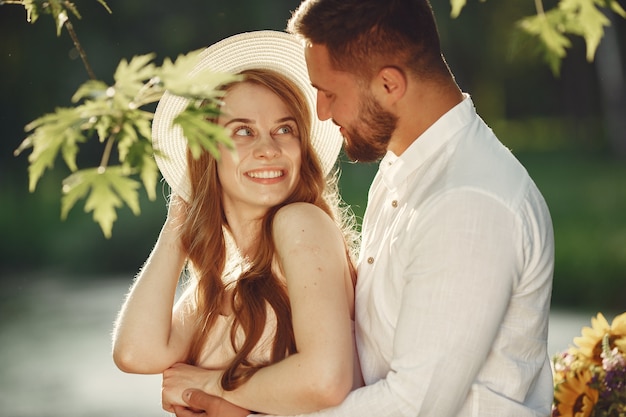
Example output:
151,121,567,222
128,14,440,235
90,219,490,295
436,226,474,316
367,257,374,264
391,200,398,208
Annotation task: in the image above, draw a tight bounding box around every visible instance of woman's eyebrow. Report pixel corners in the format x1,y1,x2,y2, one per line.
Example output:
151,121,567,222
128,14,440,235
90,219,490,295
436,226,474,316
222,116,296,126
275,116,297,124
223,118,254,127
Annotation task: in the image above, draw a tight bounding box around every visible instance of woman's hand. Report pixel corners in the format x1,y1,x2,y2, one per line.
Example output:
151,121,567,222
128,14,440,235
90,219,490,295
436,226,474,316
163,194,187,237
162,363,222,412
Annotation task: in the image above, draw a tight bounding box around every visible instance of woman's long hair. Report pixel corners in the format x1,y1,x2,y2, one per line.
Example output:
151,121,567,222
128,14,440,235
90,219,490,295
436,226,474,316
180,68,358,390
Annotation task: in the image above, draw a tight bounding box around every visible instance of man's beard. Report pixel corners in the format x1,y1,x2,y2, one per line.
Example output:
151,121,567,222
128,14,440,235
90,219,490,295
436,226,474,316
342,92,398,163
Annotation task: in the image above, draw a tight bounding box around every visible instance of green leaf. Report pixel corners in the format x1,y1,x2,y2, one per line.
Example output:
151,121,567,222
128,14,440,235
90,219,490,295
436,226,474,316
559,0,610,61
117,121,139,162
48,1,66,36
139,153,159,201
158,49,240,100
134,111,154,140
450,0,487,18
108,168,141,215
118,129,159,201
518,12,572,76
60,170,91,220
9,0,110,31
94,115,114,143
62,166,141,238
450,0,467,18
17,106,89,191
72,79,109,102
173,104,234,161
19,0,41,24
608,0,626,18
116,110,154,165
95,0,112,14
60,0,81,20
68,95,117,143
113,53,158,99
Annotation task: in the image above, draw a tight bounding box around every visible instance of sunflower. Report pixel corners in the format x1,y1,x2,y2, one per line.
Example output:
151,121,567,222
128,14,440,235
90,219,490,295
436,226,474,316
554,369,599,417
612,312,626,353
573,312,626,365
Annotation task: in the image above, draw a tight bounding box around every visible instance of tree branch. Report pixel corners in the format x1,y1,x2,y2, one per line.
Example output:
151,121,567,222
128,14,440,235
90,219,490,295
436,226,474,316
63,19,97,80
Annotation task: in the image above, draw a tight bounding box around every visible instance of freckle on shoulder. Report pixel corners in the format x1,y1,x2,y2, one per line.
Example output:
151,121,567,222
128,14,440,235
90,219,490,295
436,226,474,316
274,203,324,231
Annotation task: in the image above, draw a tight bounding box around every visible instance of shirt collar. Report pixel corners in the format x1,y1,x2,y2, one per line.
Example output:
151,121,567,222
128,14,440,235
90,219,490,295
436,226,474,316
379,93,475,190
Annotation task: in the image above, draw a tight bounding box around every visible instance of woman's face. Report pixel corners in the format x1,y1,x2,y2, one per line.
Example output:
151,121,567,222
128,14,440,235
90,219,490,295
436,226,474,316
217,81,302,219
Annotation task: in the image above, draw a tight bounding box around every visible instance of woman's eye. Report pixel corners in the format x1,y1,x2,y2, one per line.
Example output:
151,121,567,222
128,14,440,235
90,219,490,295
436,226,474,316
276,126,293,135
234,127,253,136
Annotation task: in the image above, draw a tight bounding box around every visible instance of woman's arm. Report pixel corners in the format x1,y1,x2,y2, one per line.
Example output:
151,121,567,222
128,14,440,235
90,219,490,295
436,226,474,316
112,197,193,374
204,202,356,414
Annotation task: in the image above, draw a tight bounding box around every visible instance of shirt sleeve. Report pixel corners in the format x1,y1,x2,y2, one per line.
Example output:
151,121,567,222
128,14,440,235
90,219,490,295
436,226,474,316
270,189,524,417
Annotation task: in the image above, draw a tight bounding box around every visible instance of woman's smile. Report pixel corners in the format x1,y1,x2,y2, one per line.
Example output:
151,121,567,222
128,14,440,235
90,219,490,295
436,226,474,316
246,169,286,180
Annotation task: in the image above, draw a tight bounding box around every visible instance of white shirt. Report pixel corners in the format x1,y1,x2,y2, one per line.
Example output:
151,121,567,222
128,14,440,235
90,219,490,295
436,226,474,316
282,95,555,416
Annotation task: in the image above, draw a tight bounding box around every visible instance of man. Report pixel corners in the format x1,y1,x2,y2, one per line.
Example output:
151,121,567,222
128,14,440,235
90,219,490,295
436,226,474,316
171,0,555,415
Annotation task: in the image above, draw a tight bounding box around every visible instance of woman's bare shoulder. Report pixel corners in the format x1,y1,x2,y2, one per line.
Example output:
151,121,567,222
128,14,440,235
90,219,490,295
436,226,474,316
272,202,339,243
275,201,326,221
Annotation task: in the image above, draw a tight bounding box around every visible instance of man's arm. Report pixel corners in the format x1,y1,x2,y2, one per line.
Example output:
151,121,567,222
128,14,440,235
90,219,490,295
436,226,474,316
268,192,523,417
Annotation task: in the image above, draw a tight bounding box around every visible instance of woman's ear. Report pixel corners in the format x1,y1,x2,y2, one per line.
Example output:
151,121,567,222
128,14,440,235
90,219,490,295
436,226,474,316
373,66,407,106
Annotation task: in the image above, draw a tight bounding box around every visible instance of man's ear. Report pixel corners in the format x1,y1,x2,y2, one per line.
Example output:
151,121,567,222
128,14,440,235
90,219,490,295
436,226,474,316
373,66,407,106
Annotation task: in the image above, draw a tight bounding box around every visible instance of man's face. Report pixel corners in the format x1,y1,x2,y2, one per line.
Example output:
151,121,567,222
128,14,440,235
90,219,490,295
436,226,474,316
304,44,397,162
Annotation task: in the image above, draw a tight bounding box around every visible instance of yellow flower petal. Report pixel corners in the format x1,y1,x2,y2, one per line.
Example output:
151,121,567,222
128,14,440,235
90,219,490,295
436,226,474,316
592,313,610,330
555,369,598,417
611,311,626,333
572,312,626,364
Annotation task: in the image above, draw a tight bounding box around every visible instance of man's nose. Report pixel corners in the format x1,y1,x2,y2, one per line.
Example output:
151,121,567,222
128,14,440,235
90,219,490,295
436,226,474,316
316,91,332,121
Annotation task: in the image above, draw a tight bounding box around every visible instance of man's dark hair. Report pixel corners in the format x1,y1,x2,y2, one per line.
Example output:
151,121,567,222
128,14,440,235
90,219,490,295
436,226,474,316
287,0,450,80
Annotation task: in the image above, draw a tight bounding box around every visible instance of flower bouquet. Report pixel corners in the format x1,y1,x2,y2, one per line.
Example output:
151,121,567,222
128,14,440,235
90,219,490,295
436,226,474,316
552,312,626,417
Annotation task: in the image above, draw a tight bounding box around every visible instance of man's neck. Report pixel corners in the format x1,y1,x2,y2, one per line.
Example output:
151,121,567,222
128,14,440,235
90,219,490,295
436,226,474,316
388,81,464,156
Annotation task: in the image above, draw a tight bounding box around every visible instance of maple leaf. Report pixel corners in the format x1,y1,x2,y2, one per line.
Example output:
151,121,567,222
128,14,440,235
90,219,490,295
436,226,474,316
158,49,240,100
518,11,572,75
174,104,234,161
15,106,88,191
559,0,610,61
61,167,141,238
113,53,158,100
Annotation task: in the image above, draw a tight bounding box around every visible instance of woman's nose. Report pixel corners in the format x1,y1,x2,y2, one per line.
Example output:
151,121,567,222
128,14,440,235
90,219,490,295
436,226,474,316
253,134,281,159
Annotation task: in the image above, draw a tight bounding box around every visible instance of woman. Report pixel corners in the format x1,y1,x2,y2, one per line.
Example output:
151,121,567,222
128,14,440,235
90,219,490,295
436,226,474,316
112,31,362,416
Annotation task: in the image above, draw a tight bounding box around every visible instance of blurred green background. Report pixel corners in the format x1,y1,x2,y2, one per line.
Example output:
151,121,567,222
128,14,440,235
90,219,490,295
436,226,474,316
1,0,625,313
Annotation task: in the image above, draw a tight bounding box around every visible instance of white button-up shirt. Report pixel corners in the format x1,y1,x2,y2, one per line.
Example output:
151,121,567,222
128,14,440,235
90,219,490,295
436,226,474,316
281,95,555,416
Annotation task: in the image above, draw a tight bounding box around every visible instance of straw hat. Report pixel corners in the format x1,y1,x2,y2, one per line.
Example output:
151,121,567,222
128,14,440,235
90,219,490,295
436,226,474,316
152,30,343,201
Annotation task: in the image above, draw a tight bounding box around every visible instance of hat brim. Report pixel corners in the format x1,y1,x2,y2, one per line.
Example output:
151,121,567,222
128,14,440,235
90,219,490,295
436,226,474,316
152,30,343,202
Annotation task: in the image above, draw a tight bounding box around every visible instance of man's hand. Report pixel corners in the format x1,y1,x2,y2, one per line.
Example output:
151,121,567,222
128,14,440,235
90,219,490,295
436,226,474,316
162,364,250,416
162,363,220,411
172,389,250,417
